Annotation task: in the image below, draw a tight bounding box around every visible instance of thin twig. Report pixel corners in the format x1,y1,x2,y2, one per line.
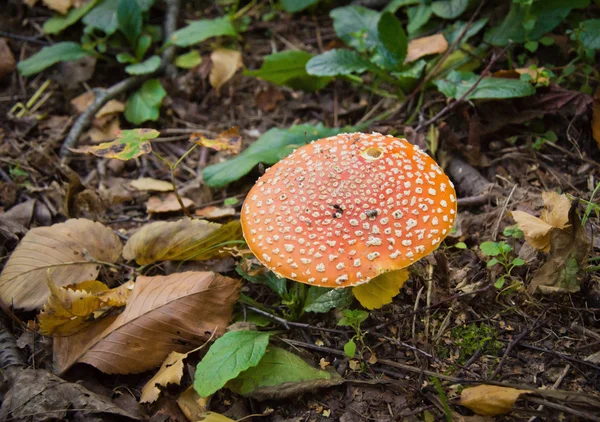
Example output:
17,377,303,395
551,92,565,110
245,306,349,334
59,0,180,159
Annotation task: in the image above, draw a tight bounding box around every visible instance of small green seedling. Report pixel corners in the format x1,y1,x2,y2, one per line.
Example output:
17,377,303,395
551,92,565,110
337,309,369,359
480,241,525,289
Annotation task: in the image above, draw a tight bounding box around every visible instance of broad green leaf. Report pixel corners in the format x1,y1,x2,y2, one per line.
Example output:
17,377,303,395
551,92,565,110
303,286,353,313
135,34,152,60
123,219,243,265
124,79,166,124
373,12,407,71
136,0,154,11
175,50,202,69
486,258,500,268
116,52,136,63
194,330,274,397
344,340,357,358
125,55,160,75
337,309,369,327
70,128,158,160
306,49,372,76
169,17,236,47
443,18,488,44
236,266,288,298
330,6,380,52
384,0,421,13
245,50,331,91
43,0,100,34
281,0,318,13
117,0,142,46
485,0,590,46
434,71,535,100
480,241,502,257
83,0,119,35
494,276,506,289
431,0,469,19
577,19,600,50
202,123,347,188
17,42,90,76
512,258,525,266
352,269,409,310
226,346,341,398
407,4,432,34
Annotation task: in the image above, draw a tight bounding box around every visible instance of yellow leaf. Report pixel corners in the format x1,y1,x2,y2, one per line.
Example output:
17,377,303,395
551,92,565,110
42,0,72,15
191,127,242,154
198,412,235,422
511,210,553,252
130,177,174,192
406,34,448,63
140,351,187,403
460,385,528,416
209,49,243,93
352,269,409,310
177,386,208,422
96,280,135,307
540,191,571,229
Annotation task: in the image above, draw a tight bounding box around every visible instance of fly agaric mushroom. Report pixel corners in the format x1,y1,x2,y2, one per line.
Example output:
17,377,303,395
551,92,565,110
241,132,457,288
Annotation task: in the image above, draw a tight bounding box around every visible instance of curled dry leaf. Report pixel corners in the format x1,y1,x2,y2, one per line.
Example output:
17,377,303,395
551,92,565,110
177,386,208,421
53,271,240,374
460,385,528,416
191,127,242,154
0,219,122,310
146,193,194,214
352,269,409,310
209,49,243,93
140,351,187,403
130,177,173,192
405,34,449,63
123,218,243,265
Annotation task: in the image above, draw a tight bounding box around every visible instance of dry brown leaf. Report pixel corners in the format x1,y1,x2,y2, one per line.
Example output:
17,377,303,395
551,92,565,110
95,99,125,119
198,413,235,422
122,218,242,265
511,210,554,251
0,219,122,310
71,91,95,113
42,0,72,14
540,191,571,229
191,127,242,154
593,87,600,149
140,351,187,403
194,206,236,219
177,386,208,422
130,177,173,192
405,34,448,63
460,385,528,416
53,271,240,374
88,117,121,143
95,280,134,307
146,193,194,214
255,86,285,112
209,49,243,93
0,38,17,80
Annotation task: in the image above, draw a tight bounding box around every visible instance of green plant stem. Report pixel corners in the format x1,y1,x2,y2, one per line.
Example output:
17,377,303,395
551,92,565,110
583,181,600,226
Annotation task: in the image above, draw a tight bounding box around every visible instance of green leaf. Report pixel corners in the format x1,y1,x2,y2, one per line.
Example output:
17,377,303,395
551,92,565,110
202,123,348,187
373,12,407,71
431,0,468,19
226,346,341,398
303,286,354,313
281,0,318,13
136,0,154,11
43,0,100,34
407,4,432,34
116,52,136,63
577,19,600,50
455,242,467,249
494,276,506,289
236,265,288,298
175,50,203,69
306,49,372,77
17,42,90,76
70,128,158,160
337,309,369,327
223,197,239,206
135,34,152,60
117,0,142,45
384,0,421,13
480,241,502,257
525,40,539,52
245,50,331,91
124,55,160,75
124,79,166,124
194,330,274,397
443,18,488,45
83,0,119,35
434,71,536,100
330,6,380,52
512,258,525,266
344,340,357,358
486,258,500,268
169,17,236,47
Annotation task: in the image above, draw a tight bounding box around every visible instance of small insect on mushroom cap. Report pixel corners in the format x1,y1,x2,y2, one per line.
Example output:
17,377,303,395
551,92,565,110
241,132,457,288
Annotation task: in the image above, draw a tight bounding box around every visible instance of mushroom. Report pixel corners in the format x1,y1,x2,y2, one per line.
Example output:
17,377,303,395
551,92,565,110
241,132,457,288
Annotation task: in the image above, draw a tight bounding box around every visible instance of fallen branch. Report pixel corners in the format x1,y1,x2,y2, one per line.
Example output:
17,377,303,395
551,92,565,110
59,0,180,159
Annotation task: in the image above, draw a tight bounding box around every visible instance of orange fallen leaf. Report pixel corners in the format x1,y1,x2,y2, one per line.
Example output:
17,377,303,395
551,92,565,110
146,193,194,214
191,127,242,154
405,34,448,63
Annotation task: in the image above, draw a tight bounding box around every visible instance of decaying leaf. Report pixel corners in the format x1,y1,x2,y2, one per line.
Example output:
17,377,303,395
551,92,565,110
528,204,591,294
71,128,158,160
593,87,600,149
191,127,242,154
460,385,528,416
0,219,122,310
0,369,138,422
53,271,240,374
352,269,409,310
130,177,174,192
197,413,235,422
140,351,187,403
209,49,243,93
177,386,208,421
95,280,134,307
511,191,571,252
195,206,236,219
42,0,72,15
405,34,448,63
146,193,194,214
123,218,243,265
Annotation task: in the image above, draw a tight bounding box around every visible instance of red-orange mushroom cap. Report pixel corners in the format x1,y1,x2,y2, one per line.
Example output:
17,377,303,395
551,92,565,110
241,132,457,288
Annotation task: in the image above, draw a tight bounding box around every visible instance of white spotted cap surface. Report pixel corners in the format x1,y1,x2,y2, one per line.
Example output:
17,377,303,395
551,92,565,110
241,132,457,288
